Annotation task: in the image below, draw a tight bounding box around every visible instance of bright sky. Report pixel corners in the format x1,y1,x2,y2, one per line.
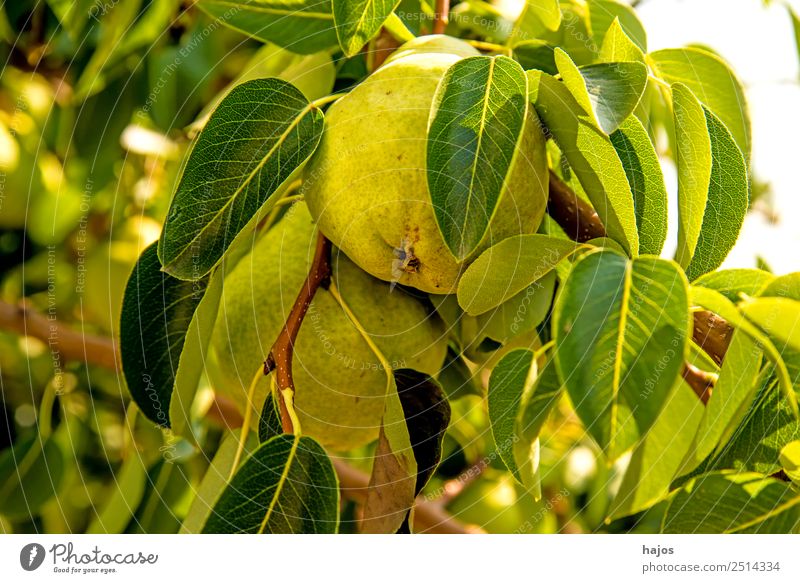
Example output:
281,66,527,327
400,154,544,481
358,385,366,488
636,0,800,274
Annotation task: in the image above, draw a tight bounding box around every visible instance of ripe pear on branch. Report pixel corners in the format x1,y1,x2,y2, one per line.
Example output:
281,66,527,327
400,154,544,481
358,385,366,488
207,203,447,451
304,35,549,294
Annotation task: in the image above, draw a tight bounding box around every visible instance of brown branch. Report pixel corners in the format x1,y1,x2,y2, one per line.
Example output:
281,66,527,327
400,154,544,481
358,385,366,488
0,300,119,371
547,170,607,242
264,232,332,433
545,171,735,404
433,0,450,34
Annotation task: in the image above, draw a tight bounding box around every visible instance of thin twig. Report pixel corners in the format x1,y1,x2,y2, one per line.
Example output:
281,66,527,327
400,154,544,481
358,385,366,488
548,170,606,242
0,299,119,370
264,231,332,433
433,0,450,34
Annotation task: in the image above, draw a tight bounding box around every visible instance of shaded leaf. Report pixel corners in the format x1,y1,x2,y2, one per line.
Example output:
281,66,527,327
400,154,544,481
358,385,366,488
332,0,400,57
553,250,689,460
528,69,639,255
120,243,210,428
198,0,339,54
202,434,338,533
610,115,667,255
86,453,148,534
512,41,557,75
159,78,324,279
457,234,579,315
478,270,556,343
427,55,529,260
395,369,451,533
259,387,284,443
663,472,800,533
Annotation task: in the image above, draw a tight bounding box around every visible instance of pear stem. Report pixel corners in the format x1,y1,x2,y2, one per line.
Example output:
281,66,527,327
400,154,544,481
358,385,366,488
264,231,332,433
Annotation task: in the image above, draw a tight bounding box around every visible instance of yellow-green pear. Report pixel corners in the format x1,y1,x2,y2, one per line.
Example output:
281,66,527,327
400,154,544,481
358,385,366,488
207,203,447,451
303,35,549,294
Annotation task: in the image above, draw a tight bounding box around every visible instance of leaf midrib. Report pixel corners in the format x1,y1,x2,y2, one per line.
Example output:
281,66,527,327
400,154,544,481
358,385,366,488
258,435,301,533
609,260,633,453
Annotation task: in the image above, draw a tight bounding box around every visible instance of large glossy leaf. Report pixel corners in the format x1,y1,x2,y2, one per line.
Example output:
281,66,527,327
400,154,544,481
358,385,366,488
457,234,580,315
332,0,400,57
0,435,64,519
609,116,667,255
740,297,800,353
427,55,529,261
198,0,339,54
649,47,750,159
672,83,748,280
587,0,646,51
120,243,211,428
554,48,647,134
528,70,639,255
553,250,689,460
663,472,800,533
159,78,324,279
202,434,338,533
609,380,704,520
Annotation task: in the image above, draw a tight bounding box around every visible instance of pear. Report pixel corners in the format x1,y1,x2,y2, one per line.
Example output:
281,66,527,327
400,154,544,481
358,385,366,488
208,203,447,451
303,35,549,294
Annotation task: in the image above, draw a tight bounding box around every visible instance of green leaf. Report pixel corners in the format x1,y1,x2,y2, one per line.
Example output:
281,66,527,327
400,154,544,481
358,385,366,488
202,434,338,533
509,0,562,44
259,388,284,443
457,234,580,315
86,453,148,534
395,369,451,533
780,441,800,485
609,380,704,520
553,250,689,460
198,0,339,54
528,70,639,255
427,55,529,260
690,287,799,417
740,297,800,353
609,116,668,255
554,49,647,134
332,0,400,57
181,432,259,534
0,435,64,519
598,17,644,63
695,268,775,303
649,47,750,159
760,272,800,301
663,472,800,533
489,349,560,493
690,331,763,465
120,243,210,428
159,78,324,279
672,84,749,280
587,0,647,52
477,270,556,343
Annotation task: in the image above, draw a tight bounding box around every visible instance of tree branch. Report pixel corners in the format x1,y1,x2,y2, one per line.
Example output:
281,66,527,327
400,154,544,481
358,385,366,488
545,171,732,403
433,0,450,34
0,299,119,371
264,231,332,433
